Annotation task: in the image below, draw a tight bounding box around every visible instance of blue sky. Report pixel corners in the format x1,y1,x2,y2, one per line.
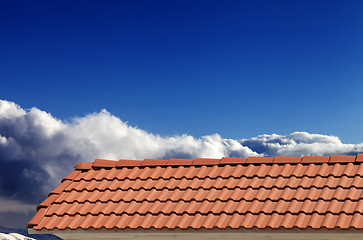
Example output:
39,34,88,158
2,1,363,229
1,1,363,143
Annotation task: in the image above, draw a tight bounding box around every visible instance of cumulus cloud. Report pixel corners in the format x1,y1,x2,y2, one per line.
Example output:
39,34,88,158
0,99,362,219
240,132,363,157
0,100,258,210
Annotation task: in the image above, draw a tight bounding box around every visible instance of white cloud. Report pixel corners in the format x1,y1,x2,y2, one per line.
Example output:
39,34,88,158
240,132,363,157
0,100,260,203
0,99,362,215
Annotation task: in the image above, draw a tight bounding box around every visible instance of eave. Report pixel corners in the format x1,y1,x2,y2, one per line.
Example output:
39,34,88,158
29,227,363,240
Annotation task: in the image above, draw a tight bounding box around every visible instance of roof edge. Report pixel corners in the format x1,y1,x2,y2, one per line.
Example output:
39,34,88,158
29,227,363,235
74,154,363,170
27,170,82,230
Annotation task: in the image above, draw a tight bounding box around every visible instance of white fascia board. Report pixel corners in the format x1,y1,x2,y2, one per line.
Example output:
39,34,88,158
29,228,363,240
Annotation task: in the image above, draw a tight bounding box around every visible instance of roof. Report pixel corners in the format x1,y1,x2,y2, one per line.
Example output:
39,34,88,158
28,154,363,231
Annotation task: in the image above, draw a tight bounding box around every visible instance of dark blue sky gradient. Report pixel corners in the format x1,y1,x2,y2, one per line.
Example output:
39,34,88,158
1,1,363,142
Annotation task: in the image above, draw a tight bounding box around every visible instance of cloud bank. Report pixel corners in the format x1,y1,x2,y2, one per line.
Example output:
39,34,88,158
0,99,362,218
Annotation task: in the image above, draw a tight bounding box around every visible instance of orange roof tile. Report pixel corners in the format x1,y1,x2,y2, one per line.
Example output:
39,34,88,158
28,154,363,231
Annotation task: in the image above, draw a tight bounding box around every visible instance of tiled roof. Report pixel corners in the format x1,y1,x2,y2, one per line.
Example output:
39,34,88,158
28,154,363,231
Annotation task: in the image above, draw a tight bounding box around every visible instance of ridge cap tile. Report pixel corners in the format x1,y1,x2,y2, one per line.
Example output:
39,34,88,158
246,157,274,164
74,162,92,170
355,153,363,162
117,159,142,167
220,157,247,165
274,156,302,164
193,158,221,165
329,155,356,163
301,156,330,164
93,159,117,168
73,154,361,169
167,158,193,166
141,159,168,166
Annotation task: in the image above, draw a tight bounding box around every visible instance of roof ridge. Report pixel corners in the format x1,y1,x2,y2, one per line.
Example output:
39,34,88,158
74,154,363,170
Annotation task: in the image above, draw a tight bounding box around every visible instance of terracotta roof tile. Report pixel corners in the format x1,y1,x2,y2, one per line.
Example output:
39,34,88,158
246,157,273,164
93,159,117,168
280,213,296,228
116,159,142,167
61,170,81,183
220,157,247,165
167,158,193,166
192,158,220,166
302,156,329,164
48,180,72,196
36,194,58,211
274,156,301,164
27,208,47,228
29,154,363,231
330,155,356,163
356,154,363,162
74,162,92,170
141,159,168,166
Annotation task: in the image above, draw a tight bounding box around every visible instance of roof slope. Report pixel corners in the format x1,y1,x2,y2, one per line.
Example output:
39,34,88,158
28,155,363,231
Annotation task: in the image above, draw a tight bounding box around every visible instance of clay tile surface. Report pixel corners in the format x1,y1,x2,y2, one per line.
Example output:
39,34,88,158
141,159,168,166
330,155,356,163
28,155,363,231
117,159,141,167
167,158,193,166
220,157,247,165
74,162,92,170
356,154,363,162
93,159,117,168
116,159,141,167
274,156,301,164
246,157,273,164
302,156,329,164
61,170,81,182
192,158,220,165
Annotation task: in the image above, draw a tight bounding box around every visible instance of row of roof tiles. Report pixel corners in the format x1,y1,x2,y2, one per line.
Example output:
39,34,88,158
46,199,363,216
34,212,361,230
53,187,363,203
75,155,363,170
65,175,363,192
69,163,363,183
